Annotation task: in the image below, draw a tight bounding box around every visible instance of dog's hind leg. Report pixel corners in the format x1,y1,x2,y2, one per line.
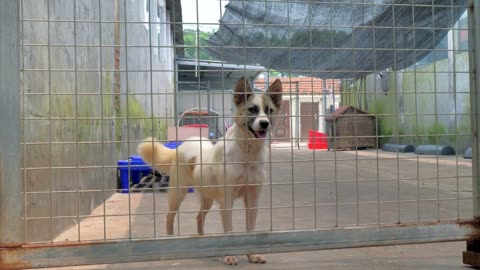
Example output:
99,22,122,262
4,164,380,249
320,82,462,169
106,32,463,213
166,187,187,235
196,196,214,235
243,186,266,264
166,171,188,236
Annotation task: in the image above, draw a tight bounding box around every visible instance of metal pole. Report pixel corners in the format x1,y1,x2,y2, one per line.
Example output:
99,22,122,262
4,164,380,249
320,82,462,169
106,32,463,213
295,82,300,149
464,4,480,266
323,79,328,133
469,0,480,217
114,0,122,149
0,0,23,247
265,70,270,91
207,80,211,138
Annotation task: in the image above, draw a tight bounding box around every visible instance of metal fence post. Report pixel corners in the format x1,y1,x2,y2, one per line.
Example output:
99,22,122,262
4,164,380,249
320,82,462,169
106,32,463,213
469,0,480,218
464,1,480,267
0,0,23,247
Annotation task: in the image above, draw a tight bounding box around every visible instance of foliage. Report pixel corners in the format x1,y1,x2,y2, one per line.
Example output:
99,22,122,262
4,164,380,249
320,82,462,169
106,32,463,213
183,29,217,60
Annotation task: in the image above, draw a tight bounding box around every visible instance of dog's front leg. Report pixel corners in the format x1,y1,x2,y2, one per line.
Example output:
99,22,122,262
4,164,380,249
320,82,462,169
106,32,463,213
219,191,238,265
196,196,214,235
244,186,266,264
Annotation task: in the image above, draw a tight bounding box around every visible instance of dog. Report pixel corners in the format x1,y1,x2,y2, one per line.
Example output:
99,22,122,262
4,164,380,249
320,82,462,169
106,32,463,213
137,77,282,265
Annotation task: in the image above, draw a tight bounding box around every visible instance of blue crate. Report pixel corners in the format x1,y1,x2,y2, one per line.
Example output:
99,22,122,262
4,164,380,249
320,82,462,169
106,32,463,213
117,156,153,193
117,153,193,193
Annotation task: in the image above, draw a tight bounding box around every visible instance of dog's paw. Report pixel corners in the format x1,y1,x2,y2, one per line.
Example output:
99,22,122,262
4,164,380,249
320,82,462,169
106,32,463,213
223,256,239,265
247,254,266,263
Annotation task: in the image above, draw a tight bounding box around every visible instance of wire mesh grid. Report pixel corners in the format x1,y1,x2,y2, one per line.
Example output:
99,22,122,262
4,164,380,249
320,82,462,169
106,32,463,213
19,0,473,245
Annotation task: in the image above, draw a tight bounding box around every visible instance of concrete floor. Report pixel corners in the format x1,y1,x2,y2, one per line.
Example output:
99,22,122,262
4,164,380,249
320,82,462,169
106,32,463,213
55,148,473,241
44,148,473,269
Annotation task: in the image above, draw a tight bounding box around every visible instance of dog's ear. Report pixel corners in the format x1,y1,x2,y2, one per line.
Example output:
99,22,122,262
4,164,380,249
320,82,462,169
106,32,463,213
268,79,283,109
234,77,252,106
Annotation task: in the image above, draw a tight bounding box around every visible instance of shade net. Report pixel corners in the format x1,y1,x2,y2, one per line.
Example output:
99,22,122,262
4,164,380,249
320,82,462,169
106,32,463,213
206,0,468,78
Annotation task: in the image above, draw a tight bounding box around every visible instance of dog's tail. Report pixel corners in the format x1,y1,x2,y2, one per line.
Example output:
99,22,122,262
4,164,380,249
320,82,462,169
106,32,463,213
137,137,176,174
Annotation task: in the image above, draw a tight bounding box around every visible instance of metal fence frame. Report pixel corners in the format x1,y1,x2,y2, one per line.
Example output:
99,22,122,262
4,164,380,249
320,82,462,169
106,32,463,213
469,0,480,219
1,0,480,269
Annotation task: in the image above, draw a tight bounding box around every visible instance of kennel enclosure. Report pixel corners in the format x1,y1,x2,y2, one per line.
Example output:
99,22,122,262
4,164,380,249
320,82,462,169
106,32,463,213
0,0,479,269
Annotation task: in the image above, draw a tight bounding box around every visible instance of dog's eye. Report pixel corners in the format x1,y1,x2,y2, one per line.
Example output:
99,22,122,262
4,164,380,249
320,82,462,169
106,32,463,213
248,106,259,114
266,106,274,115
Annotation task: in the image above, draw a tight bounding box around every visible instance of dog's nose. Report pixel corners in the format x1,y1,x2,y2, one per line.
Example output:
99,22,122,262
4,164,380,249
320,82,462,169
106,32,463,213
259,121,269,129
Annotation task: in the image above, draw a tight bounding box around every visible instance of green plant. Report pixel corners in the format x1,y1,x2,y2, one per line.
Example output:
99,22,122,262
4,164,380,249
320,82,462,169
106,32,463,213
427,122,446,144
183,29,217,60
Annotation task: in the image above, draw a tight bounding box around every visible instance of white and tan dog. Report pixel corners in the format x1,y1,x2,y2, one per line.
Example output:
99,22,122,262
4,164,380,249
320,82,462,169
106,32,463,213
137,77,282,265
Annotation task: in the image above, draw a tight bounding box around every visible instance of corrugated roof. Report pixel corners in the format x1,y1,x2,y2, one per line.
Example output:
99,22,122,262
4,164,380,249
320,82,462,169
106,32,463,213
177,59,265,90
254,77,341,95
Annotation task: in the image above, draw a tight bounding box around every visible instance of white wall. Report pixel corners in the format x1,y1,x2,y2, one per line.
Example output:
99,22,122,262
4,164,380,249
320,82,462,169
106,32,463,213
21,0,176,242
285,94,341,140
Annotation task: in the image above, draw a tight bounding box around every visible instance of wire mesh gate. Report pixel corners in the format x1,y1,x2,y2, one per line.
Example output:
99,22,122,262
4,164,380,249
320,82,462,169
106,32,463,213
1,0,480,268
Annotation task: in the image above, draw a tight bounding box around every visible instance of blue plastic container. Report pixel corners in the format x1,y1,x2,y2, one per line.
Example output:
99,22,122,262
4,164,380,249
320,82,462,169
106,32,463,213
129,155,152,184
117,156,153,193
165,141,183,149
117,160,130,193
117,151,194,193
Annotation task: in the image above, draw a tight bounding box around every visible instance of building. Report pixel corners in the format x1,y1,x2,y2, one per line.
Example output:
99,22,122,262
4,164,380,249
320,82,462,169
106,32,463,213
254,77,341,144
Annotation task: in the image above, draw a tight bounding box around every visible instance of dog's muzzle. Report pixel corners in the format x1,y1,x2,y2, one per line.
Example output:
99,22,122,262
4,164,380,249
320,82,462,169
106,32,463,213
248,120,269,139
254,130,268,138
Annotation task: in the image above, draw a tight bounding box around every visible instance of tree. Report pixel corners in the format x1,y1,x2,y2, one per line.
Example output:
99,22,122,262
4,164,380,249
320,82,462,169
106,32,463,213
183,29,217,60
